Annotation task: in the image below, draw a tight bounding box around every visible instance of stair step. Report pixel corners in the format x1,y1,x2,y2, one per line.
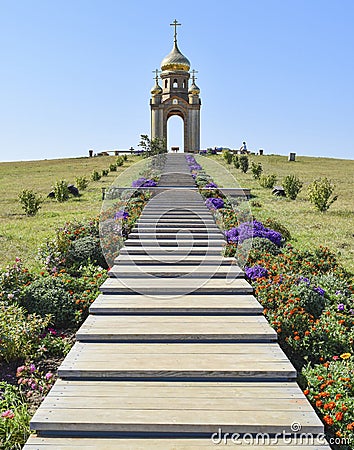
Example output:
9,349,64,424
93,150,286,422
59,343,295,380
114,255,235,265
76,315,277,343
119,247,222,256
89,293,263,315
99,277,253,295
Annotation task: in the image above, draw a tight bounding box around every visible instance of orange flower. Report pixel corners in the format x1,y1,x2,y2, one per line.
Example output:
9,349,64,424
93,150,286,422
335,394,342,400
316,400,323,408
324,402,336,410
347,422,354,430
303,389,310,395
323,415,334,426
294,335,300,341
335,412,343,421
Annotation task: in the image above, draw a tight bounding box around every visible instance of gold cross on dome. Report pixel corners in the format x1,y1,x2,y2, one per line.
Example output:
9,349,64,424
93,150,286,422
152,68,161,81
170,19,181,43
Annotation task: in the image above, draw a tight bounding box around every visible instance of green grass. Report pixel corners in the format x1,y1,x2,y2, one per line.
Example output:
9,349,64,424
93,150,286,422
0,155,143,270
197,154,354,273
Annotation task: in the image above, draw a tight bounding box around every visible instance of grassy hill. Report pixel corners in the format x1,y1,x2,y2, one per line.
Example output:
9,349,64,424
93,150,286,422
0,153,353,273
198,154,354,273
0,155,141,270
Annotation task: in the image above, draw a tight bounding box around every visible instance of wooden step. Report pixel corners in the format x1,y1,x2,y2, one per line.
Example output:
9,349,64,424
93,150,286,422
24,436,331,449
30,380,324,437
119,247,222,256
100,277,253,295
108,264,243,278
124,239,225,247
76,315,277,343
129,232,224,240
114,255,235,265
58,342,293,380
89,294,263,315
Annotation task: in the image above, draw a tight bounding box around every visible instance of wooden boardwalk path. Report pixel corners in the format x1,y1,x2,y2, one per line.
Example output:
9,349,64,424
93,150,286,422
25,154,330,449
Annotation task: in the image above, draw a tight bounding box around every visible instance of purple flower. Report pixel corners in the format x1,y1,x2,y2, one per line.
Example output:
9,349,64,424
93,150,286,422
205,197,224,210
313,286,325,296
114,210,129,220
29,364,36,373
245,265,268,280
45,372,53,380
298,276,311,286
224,220,282,247
205,182,218,189
338,303,345,311
132,177,157,187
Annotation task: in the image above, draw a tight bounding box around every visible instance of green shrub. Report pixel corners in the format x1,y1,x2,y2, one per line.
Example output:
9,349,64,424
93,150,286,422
53,180,69,202
239,155,249,173
116,156,124,166
66,236,107,269
0,302,50,362
0,381,31,449
233,155,240,169
251,162,263,179
263,218,291,241
282,174,303,200
259,174,277,189
18,190,43,216
307,177,337,212
0,259,33,303
20,277,76,328
75,176,89,190
248,237,282,256
223,150,232,164
250,200,262,208
123,154,128,161
101,169,109,177
109,163,117,172
91,170,101,181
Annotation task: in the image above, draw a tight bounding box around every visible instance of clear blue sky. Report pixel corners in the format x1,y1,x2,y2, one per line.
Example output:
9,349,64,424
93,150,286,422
1,0,353,161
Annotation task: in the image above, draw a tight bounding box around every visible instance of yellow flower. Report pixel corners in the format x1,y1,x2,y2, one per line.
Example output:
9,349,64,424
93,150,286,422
340,353,351,360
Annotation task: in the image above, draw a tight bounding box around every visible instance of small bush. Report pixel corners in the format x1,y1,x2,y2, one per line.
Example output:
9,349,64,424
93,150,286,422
75,176,89,190
239,155,249,173
18,190,43,216
20,277,77,328
259,174,277,189
53,180,69,202
66,236,107,269
0,381,31,449
223,150,232,164
263,218,291,241
248,237,282,256
109,163,117,172
251,162,263,179
123,154,128,161
101,169,109,177
91,170,101,181
250,200,262,208
233,155,240,169
116,156,124,166
0,302,51,362
282,174,303,200
307,177,337,212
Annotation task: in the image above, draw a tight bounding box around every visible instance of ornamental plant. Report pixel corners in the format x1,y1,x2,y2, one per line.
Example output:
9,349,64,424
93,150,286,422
18,189,43,216
205,197,224,210
116,156,124,166
75,176,89,190
109,163,117,172
91,170,101,181
101,169,109,177
225,220,283,247
282,174,303,200
53,180,69,202
259,174,277,189
223,149,232,164
307,177,338,212
239,155,249,173
233,155,240,169
251,161,263,179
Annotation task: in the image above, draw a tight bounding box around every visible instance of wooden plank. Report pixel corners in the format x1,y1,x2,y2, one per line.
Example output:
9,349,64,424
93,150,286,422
76,315,276,342
114,255,235,265
58,342,295,379
24,436,332,449
119,247,222,256
124,239,225,247
108,264,243,278
99,277,253,295
89,293,263,314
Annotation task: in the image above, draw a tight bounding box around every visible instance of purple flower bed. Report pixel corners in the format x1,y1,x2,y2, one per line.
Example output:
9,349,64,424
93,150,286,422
114,210,129,220
205,197,224,210
245,265,268,280
131,177,157,188
205,182,218,189
225,220,282,247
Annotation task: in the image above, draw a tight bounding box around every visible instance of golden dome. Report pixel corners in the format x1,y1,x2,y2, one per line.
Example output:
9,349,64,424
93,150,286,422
161,42,190,72
189,81,200,95
151,81,162,95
